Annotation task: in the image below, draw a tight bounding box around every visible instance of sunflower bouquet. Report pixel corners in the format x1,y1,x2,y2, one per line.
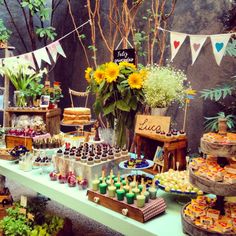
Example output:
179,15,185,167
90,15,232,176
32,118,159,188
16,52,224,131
85,61,145,147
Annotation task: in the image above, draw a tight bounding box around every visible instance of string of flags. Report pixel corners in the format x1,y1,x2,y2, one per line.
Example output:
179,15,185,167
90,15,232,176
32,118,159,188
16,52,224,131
158,27,235,66
185,89,197,103
0,20,91,69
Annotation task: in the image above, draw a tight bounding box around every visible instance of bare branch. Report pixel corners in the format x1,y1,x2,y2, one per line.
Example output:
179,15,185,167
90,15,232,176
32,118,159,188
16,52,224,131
66,0,90,67
3,0,28,51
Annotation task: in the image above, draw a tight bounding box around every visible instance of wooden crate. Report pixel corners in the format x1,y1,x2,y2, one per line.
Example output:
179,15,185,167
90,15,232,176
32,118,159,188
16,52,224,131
5,108,61,135
87,190,166,223
5,135,33,151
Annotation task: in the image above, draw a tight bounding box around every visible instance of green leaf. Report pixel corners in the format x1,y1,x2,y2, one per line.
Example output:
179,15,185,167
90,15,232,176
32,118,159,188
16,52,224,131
129,96,137,110
103,102,116,116
116,100,130,112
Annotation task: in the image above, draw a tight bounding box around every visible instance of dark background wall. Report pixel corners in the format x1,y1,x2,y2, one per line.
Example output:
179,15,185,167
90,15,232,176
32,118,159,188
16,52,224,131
0,0,235,152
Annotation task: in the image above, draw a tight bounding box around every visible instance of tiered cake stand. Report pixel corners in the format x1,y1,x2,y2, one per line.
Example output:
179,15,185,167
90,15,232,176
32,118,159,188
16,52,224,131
182,133,236,236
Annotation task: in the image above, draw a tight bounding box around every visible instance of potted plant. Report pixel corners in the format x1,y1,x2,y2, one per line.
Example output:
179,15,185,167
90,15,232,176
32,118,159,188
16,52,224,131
143,65,187,115
204,112,235,134
0,197,72,236
42,82,63,109
0,58,47,107
86,61,145,147
25,80,44,107
0,20,11,48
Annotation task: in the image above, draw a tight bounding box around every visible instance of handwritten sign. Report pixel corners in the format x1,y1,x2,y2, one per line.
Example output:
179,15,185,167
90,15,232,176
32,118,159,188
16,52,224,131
113,48,135,64
135,115,171,136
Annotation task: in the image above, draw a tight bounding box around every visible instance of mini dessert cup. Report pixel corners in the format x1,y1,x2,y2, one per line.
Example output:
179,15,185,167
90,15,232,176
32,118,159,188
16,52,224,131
87,157,94,165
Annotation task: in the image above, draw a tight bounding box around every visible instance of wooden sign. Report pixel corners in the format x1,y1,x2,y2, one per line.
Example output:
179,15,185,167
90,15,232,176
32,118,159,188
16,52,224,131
135,115,171,136
113,48,135,64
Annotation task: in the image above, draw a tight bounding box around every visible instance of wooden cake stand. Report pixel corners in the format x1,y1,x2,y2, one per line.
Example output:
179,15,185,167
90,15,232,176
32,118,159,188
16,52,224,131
181,203,236,236
182,129,236,235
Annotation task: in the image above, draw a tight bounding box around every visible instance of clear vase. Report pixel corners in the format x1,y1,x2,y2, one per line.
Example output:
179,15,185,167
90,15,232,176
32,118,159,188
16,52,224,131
14,90,26,107
115,118,127,148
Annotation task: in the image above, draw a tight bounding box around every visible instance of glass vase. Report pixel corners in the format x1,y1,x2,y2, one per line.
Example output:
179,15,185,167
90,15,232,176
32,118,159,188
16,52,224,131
115,118,127,148
14,90,26,107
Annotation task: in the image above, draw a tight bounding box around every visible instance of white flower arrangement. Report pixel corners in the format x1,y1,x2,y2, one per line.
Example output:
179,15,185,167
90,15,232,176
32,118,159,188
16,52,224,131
143,65,187,108
0,57,47,91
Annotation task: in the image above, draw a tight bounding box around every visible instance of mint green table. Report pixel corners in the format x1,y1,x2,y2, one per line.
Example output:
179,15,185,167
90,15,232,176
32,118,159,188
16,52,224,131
0,160,186,236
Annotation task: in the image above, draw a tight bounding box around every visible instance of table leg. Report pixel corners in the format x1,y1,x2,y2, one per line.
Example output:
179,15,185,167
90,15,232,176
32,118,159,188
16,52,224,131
163,149,169,172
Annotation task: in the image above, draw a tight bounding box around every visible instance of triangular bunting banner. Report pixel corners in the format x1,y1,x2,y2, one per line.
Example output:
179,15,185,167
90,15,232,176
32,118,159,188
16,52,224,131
47,41,66,63
210,34,231,66
170,31,187,61
55,41,66,58
33,47,51,68
20,52,36,69
47,42,58,62
189,35,207,65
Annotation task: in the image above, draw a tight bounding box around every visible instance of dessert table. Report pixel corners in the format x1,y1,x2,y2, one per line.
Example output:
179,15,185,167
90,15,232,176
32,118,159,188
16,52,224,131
0,159,186,236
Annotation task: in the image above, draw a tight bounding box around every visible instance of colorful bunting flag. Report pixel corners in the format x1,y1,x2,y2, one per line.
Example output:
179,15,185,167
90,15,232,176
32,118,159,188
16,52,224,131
47,42,58,62
170,31,187,61
189,35,207,65
21,52,36,69
210,34,231,66
33,47,51,68
55,41,66,58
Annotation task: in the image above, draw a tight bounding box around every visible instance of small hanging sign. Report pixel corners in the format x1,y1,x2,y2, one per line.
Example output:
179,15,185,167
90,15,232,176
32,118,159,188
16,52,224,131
113,48,136,64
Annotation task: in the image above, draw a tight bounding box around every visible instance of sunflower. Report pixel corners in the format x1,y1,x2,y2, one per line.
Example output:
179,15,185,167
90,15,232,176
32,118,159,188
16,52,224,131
119,61,136,70
105,62,120,83
94,69,105,84
85,67,93,82
128,72,143,89
139,69,148,80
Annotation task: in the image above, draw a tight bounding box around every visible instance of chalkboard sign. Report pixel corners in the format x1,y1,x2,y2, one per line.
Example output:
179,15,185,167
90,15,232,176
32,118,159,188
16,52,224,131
135,115,171,137
113,48,136,64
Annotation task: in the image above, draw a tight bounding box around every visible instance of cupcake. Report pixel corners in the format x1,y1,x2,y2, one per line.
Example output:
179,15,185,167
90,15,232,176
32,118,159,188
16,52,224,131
87,157,94,165
166,132,172,138
160,131,166,136
69,152,75,159
114,149,121,158
63,151,70,159
34,156,41,166
96,150,102,157
107,150,114,159
172,131,178,137
94,155,101,163
81,155,87,163
121,148,128,156
56,149,63,157
101,153,108,161
75,153,81,161
179,130,186,137
41,157,51,166
156,130,161,135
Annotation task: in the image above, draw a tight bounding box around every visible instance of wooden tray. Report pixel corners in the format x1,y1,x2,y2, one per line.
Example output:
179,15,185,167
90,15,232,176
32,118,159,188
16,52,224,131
182,203,235,236
201,138,236,158
0,149,15,161
189,167,236,196
87,190,166,223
